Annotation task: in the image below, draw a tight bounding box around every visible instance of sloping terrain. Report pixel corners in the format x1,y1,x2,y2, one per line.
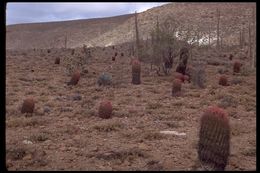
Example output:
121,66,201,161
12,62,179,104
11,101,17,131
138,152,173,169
6,2,256,49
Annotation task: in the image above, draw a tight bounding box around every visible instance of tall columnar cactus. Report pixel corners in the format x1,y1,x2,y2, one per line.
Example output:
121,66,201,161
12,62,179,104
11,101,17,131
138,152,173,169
21,97,35,114
98,100,112,119
172,79,182,97
233,61,242,73
132,59,141,85
219,75,228,86
68,70,80,86
198,106,230,171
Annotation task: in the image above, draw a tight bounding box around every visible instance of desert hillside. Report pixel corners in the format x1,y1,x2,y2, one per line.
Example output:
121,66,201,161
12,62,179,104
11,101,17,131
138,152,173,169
5,2,256,171
6,2,256,49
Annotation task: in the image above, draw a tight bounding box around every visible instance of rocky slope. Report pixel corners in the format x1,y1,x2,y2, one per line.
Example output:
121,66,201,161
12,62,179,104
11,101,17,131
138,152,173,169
6,2,255,49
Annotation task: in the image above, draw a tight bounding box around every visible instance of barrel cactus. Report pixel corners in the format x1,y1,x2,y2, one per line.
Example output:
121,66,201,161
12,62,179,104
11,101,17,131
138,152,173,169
219,75,228,86
97,73,112,86
132,59,141,85
68,70,80,85
55,57,60,64
198,106,230,171
172,79,182,97
233,61,242,73
21,97,35,114
98,100,112,119
229,54,233,61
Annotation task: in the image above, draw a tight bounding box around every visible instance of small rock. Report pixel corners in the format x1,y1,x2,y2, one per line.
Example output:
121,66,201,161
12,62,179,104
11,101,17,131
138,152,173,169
74,135,81,141
92,147,99,152
22,140,33,145
72,94,82,101
22,154,32,160
60,107,73,112
60,146,66,152
43,106,51,113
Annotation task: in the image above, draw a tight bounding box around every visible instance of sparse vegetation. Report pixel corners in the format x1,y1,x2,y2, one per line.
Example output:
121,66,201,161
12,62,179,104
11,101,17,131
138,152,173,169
5,2,256,171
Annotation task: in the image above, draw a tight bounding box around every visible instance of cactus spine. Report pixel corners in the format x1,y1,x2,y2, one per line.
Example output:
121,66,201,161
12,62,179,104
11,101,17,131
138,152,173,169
198,106,230,171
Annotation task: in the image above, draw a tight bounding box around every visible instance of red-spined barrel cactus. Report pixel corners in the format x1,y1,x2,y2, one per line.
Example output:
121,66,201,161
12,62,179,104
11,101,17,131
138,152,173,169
233,61,242,73
55,57,60,64
174,72,185,82
198,106,230,171
172,79,182,96
112,56,115,61
98,100,112,119
21,97,35,114
68,70,80,86
219,75,228,86
132,59,141,85
184,75,190,83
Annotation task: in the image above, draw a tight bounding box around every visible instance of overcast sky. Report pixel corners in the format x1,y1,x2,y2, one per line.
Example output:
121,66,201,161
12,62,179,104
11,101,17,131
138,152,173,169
6,2,169,25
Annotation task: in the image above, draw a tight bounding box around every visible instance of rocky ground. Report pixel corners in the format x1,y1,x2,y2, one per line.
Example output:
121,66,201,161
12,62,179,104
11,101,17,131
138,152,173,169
5,45,256,170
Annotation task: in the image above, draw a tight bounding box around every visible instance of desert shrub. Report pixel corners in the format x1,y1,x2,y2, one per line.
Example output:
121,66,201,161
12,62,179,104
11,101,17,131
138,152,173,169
190,62,206,89
218,95,238,108
97,73,112,86
230,77,242,85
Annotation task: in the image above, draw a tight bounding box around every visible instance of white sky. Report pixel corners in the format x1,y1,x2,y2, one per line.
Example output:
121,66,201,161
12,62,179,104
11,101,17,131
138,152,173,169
6,2,169,25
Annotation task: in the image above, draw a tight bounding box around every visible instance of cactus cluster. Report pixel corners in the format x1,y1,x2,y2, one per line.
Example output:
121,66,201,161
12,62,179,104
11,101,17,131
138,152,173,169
219,75,228,86
172,79,182,97
21,97,35,114
97,73,112,86
198,106,230,171
132,59,141,85
68,70,80,86
233,61,242,73
98,100,113,119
